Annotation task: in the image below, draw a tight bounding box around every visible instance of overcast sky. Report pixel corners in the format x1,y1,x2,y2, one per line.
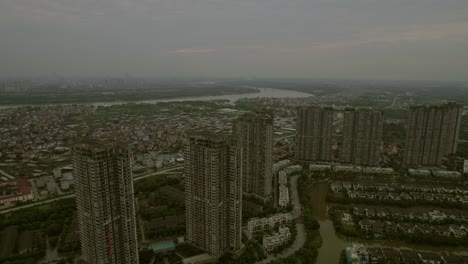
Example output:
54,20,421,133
1,0,468,81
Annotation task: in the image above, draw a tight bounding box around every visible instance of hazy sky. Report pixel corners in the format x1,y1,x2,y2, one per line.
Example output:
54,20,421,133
1,0,468,81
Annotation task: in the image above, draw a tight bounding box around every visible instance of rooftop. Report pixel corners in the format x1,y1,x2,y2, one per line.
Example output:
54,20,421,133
148,240,175,253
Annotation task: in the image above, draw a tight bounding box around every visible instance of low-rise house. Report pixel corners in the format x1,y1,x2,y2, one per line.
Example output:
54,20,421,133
449,225,466,238
0,178,34,206
353,207,367,217
330,182,342,192
334,165,362,173
35,177,47,188
347,191,357,199
376,192,387,200
432,170,462,179
432,226,451,237
309,164,331,172
424,194,434,201
262,227,291,253
344,244,369,264
385,222,397,234
375,209,389,218
367,247,384,264
397,223,416,234
408,169,431,177
46,180,57,194
363,167,394,175
372,221,385,235
442,255,468,264
428,210,447,221
341,213,354,225
359,219,373,232
381,248,401,262
278,185,289,208
419,252,443,264
388,193,401,200
400,192,412,200
247,213,293,234
416,224,433,235
400,249,420,264
283,165,302,175
343,183,352,189
273,160,291,174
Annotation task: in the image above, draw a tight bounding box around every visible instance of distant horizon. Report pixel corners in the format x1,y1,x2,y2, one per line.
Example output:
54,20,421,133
1,76,467,85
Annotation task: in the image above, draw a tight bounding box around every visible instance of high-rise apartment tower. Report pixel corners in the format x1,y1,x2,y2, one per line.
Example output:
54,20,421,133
295,106,334,162
233,109,273,200
404,102,463,166
74,141,139,264
342,108,383,166
185,132,242,257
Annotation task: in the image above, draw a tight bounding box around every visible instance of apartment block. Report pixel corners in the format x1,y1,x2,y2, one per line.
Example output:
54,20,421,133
342,108,383,166
295,106,334,162
74,140,139,264
184,132,242,257
233,109,273,200
404,102,463,166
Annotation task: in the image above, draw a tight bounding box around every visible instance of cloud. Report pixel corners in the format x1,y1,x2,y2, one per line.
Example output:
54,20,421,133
169,45,265,55
1,0,467,80
279,21,468,54
243,45,265,49
169,48,218,54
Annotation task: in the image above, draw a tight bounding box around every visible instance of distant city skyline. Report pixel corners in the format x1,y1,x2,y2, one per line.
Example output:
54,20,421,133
1,0,468,81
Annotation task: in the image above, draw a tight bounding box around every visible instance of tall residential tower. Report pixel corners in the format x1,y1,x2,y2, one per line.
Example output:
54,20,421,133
185,132,242,257
404,102,463,166
233,109,273,200
342,108,383,166
295,106,334,162
74,141,139,264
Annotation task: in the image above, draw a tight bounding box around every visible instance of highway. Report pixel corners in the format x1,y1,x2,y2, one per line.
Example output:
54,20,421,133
0,166,183,215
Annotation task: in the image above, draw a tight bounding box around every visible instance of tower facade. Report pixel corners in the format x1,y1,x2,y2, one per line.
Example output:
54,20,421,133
404,102,463,166
342,108,383,166
233,109,273,200
185,132,242,257
74,141,139,264
295,106,334,162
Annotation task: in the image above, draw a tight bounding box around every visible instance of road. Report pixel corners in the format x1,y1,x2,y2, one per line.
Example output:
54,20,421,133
289,175,302,220
256,175,306,263
133,166,183,181
0,169,15,180
384,96,400,109
0,166,184,215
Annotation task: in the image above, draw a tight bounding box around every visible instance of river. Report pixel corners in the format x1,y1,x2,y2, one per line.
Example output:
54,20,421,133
91,87,313,106
308,181,468,264
0,87,313,109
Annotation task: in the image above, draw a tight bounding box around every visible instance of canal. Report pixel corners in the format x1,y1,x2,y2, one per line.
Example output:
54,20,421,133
308,181,468,264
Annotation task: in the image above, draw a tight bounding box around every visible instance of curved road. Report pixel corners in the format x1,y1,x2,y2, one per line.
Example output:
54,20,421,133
257,175,306,263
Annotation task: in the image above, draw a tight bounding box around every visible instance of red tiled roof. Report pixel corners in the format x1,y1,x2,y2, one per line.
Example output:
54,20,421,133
0,178,31,200
17,178,31,195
